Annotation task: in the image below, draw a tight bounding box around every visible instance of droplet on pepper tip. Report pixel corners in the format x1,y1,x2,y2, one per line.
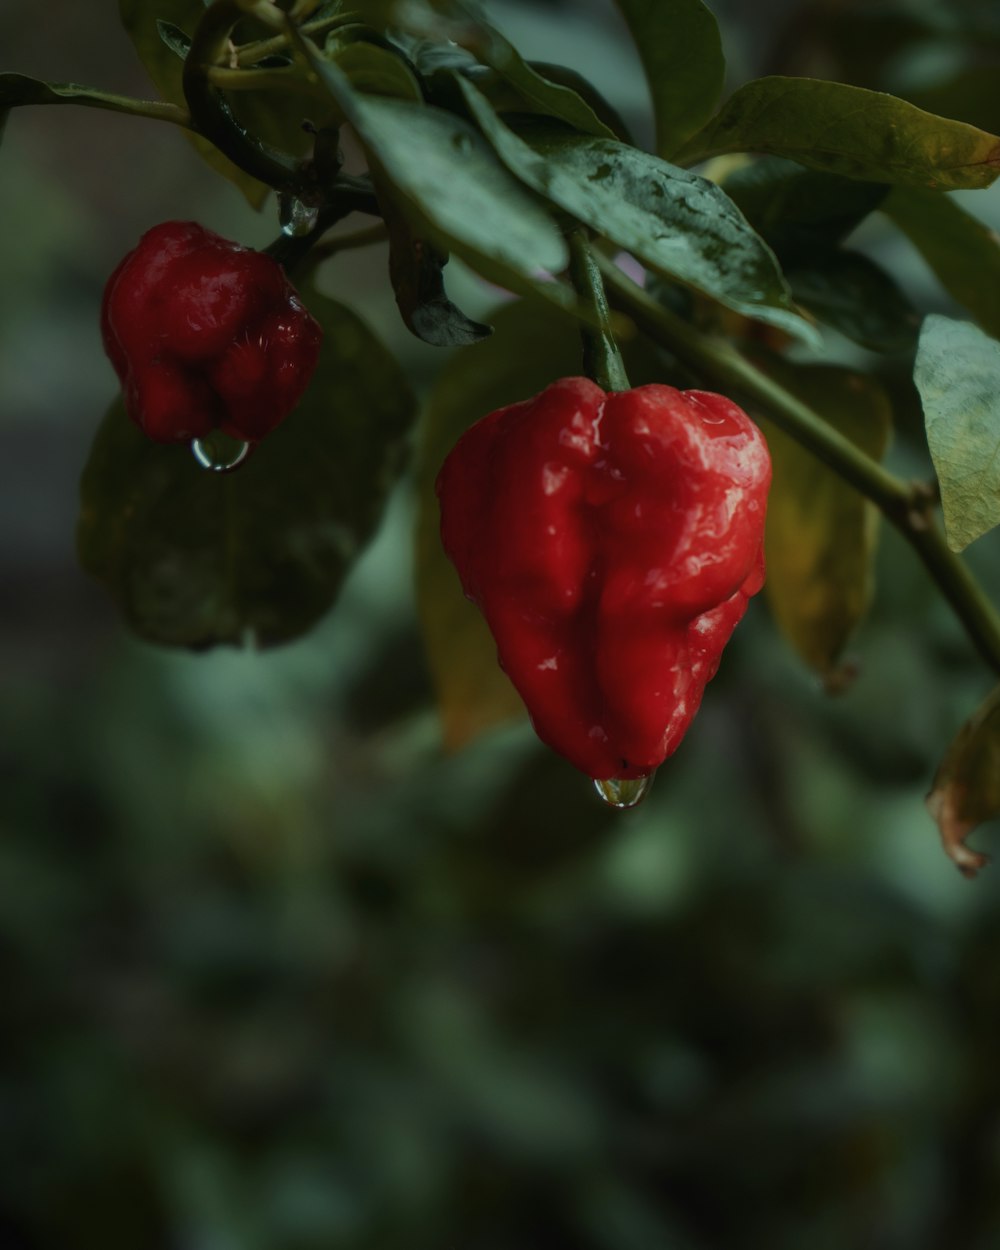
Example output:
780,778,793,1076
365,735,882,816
191,434,253,474
593,773,655,809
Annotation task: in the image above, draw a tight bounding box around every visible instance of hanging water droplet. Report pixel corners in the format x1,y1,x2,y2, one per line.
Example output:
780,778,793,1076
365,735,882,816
278,192,320,237
593,773,655,809
191,431,253,473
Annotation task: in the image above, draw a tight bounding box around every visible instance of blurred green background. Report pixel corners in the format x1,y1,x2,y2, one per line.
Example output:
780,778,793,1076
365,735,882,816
4,2,1000,1247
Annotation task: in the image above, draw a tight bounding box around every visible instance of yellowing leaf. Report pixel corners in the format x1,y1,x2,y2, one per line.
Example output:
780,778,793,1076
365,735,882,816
678,77,1000,190
757,362,892,682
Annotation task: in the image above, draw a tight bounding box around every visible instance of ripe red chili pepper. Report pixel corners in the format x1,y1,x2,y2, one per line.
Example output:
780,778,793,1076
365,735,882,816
436,377,771,782
101,221,322,444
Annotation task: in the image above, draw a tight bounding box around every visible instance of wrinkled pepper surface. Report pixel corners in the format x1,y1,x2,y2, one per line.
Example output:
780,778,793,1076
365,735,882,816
101,221,322,444
436,377,772,781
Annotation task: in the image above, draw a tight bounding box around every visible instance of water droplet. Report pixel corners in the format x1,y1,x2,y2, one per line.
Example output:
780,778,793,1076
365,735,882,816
451,132,473,154
191,432,253,473
593,773,655,809
278,192,320,237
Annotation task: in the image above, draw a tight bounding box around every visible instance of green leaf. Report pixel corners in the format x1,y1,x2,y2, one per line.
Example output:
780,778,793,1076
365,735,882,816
449,1,616,139
0,71,185,124
786,249,920,353
756,360,891,683
416,300,585,750
677,77,1000,190
527,62,633,144
458,82,819,346
720,156,888,246
78,290,415,649
926,681,1000,877
613,0,725,157
915,315,1000,553
884,187,1000,341
118,0,270,207
327,34,423,101
300,51,570,297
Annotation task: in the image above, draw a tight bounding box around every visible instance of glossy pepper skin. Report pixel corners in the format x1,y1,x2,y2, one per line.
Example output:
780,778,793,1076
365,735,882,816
436,377,771,781
101,221,322,443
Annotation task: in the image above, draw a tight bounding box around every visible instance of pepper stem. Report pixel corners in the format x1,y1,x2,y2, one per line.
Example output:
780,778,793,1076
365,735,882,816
567,229,630,393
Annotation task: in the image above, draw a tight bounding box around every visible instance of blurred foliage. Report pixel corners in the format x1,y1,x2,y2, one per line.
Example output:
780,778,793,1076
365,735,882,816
4,2,1000,1249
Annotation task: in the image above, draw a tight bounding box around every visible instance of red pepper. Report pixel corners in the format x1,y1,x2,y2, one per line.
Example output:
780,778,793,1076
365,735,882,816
436,377,771,781
101,221,322,444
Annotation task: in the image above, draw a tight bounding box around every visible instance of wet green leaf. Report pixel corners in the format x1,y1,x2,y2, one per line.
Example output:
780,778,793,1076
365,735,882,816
614,0,725,157
459,83,819,347
301,52,570,299
677,77,1000,190
415,301,583,750
79,289,415,649
885,187,1000,340
915,315,1000,552
927,682,1000,877
757,361,891,683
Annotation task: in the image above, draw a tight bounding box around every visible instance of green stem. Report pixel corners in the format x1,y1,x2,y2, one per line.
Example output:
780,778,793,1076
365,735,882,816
234,12,357,65
206,65,325,94
183,0,302,190
598,255,1000,676
567,230,629,392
